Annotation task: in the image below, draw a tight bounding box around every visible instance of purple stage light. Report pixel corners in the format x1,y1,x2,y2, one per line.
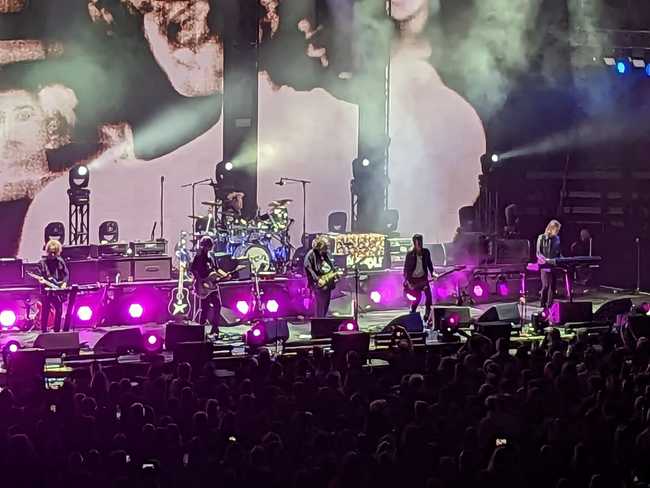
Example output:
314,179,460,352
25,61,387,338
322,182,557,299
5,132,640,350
252,328,262,337
369,291,382,304
406,292,417,302
470,280,489,300
77,305,93,321
236,300,250,315
246,322,266,346
343,321,355,331
473,284,484,297
266,299,279,313
147,335,158,345
128,303,144,319
0,310,16,328
7,342,19,353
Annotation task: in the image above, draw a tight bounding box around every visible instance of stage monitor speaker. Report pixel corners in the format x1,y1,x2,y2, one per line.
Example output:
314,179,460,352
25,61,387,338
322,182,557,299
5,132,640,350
433,307,472,329
475,321,512,342
165,322,205,351
594,298,633,323
311,317,354,339
478,303,521,323
264,319,290,343
550,301,593,325
93,327,143,354
328,211,347,233
98,258,132,283
173,341,213,367
67,260,100,285
33,332,80,356
384,312,424,333
332,331,370,366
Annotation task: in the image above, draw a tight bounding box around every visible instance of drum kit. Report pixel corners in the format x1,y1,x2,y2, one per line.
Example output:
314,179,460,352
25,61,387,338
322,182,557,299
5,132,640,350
189,197,294,274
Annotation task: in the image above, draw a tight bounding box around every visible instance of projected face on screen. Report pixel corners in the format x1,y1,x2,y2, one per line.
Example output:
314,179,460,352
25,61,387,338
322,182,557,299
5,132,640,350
0,88,75,202
390,0,432,22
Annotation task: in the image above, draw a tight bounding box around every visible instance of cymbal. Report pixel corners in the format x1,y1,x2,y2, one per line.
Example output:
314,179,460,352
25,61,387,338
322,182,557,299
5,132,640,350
268,199,292,207
201,200,222,207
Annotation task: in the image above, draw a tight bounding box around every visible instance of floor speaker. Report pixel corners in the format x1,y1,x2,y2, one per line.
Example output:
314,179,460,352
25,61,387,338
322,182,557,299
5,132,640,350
311,317,354,339
475,321,512,342
93,327,143,353
165,322,205,351
478,303,520,323
33,332,80,356
433,307,472,329
384,312,424,333
550,301,593,325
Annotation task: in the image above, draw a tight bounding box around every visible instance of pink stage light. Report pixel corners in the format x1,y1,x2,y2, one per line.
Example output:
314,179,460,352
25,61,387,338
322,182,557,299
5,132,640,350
77,305,93,321
0,310,16,328
236,300,250,315
147,335,158,345
473,284,485,297
369,291,382,304
344,321,355,331
128,303,144,319
266,299,279,313
7,341,19,353
406,293,417,302
252,328,262,337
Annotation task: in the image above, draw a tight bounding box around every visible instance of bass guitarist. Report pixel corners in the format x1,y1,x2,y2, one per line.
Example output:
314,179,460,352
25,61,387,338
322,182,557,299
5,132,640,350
190,236,228,337
304,236,338,317
403,234,434,322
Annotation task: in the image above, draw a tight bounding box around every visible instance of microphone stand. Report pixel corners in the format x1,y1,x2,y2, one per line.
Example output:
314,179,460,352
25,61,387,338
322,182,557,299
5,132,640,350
181,178,212,246
278,177,311,243
160,176,165,240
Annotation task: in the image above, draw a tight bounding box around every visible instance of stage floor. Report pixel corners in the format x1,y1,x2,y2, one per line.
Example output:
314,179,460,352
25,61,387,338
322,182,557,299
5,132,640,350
1,288,645,354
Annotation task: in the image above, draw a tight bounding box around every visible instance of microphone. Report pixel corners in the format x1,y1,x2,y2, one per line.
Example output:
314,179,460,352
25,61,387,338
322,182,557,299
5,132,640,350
150,222,157,241
275,179,284,186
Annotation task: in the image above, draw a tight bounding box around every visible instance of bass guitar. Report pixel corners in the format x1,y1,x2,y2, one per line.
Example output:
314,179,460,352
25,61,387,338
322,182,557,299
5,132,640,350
194,265,246,299
27,271,66,290
403,265,466,293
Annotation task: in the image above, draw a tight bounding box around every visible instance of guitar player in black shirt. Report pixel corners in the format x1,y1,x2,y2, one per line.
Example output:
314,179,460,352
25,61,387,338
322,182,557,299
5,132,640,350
190,236,227,337
304,237,336,317
38,239,74,332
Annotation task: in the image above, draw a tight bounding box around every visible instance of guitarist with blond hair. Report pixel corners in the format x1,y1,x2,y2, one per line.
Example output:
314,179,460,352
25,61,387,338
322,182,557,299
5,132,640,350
304,236,338,317
38,239,72,332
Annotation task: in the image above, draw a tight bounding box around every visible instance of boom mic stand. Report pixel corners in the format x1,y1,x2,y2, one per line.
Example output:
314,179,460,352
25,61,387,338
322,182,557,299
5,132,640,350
277,177,310,242
181,177,213,247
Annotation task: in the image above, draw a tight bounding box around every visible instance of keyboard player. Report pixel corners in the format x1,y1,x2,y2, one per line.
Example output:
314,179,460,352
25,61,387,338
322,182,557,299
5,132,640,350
536,219,562,311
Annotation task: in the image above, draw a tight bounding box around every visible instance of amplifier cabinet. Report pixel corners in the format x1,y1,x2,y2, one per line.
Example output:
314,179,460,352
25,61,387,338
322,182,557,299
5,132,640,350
132,256,171,281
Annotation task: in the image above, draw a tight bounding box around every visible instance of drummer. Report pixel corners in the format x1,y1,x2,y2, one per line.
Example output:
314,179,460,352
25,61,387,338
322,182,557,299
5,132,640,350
222,191,246,225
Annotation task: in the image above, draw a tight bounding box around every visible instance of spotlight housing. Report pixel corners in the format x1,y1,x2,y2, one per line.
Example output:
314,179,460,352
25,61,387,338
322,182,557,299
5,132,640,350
128,303,144,319
0,310,17,328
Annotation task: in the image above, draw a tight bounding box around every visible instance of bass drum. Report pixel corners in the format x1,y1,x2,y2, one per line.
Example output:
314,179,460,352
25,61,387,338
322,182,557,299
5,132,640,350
233,244,272,274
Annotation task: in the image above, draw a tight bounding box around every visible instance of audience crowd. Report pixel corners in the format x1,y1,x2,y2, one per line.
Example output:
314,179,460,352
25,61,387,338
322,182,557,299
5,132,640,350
2,324,650,488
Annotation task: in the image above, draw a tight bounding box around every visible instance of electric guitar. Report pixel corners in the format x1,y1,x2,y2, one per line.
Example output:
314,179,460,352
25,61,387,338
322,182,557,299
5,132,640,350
317,269,344,289
27,271,66,290
194,265,246,299
403,265,466,292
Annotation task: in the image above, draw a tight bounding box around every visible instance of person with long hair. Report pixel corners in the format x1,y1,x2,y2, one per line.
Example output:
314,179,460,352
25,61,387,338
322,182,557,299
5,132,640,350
304,236,336,317
536,219,562,311
38,238,72,332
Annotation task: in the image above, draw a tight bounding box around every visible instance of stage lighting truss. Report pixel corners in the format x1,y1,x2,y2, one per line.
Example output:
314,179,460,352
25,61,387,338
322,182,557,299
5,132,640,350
68,166,90,245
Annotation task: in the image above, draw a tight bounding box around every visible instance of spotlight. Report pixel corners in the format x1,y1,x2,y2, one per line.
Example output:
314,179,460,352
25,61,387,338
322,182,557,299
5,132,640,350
603,56,615,66
339,320,358,332
632,57,646,69
3,340,20,354
224,161,234,171
76,306,93,322
68,164,90,189
361,158,370,167
496,275,509,297
490,154,499,163
144,333,163,353
369,291,382,304
245,321,266,347
99,220,119,244
469,278,490,301
0,310,17,328
266,299,279,314
616,58,628,74
645,65,650,77
406,292,417,302
128,303,144,319
44,222,65,246
236,300,250,316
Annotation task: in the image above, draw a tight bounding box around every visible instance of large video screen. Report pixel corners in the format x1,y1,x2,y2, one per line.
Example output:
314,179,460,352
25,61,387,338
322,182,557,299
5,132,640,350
1,0,485,261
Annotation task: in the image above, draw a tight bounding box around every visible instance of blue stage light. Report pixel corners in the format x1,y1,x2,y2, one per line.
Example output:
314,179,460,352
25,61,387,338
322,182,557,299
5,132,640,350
616,59,628,74
645,64,650,77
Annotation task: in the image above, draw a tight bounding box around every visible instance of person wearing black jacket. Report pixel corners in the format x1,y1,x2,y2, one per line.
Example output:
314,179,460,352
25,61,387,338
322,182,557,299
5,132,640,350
38,239,72,332
304,237,336,317
403,234,434,321
536,219,562,310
